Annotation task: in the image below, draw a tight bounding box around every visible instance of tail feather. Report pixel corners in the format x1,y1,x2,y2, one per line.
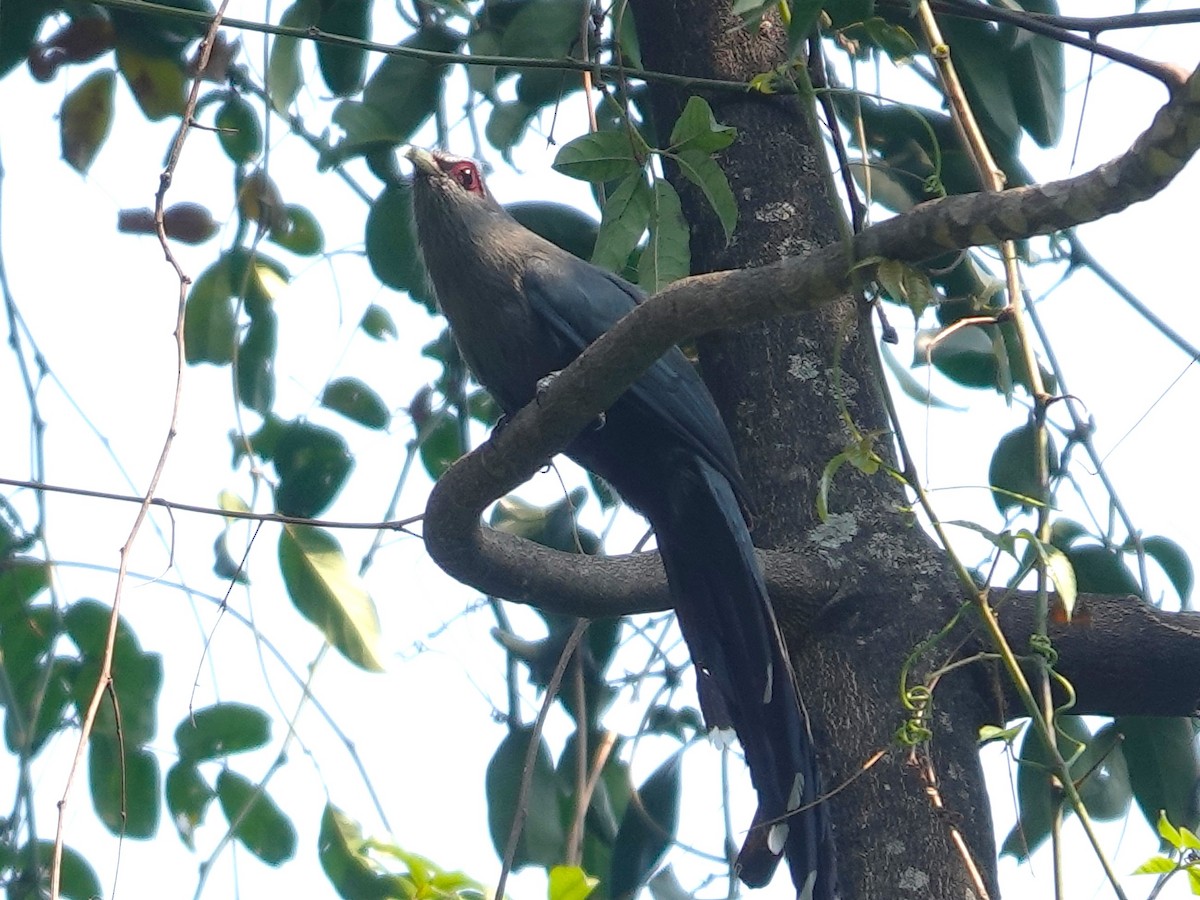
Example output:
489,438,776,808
653,455,837,899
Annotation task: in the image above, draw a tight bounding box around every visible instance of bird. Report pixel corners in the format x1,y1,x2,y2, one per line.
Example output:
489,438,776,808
405,145,837,899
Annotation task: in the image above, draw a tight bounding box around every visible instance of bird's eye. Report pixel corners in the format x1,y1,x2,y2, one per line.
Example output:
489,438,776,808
451,162,480,193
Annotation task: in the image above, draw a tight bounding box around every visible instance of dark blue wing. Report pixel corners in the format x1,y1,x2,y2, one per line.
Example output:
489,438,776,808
523,254,746,496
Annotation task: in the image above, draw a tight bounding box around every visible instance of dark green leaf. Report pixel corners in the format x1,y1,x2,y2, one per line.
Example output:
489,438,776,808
787,0,826,59
591,173,651,273
216,94,263,164
1117,716,1200,840
60,69,115,174
1001,717,1087,859
1142,535,1193,604
610,752,681,898
114,43,186,120
16,841,101,900
268,0,315,112
856,17,918,64
417,410,465,479
1064,545,1140,597
271,420,353,517
988,420,1057,514
0,556,50,609
278,524,385,671
175,703,272,761
329,26,461,161
938,18,1020,152
268,204,325,256
509,201,599,261
486,100,537,153
237,310,277,414
316,0,370,96
1005,0,1064,147
637,180,689,294
0,0,51,80
554,131,644,182
365,183,434,310
674,149,736,242
318,803,391,899
184,260,238,365
360,304,398,340
216,769,298,865
88,734,161,838
321,377,391,429
1075,723,1131,821
486,726,566,870
166,762,215,847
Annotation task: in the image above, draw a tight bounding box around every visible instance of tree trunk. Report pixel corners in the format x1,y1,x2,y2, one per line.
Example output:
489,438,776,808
629,3,1001,895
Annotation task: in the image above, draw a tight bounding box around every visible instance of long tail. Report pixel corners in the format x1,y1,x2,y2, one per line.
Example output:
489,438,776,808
654,455,837,900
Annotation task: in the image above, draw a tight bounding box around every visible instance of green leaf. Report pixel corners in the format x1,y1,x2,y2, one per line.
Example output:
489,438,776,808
365,183,435,310
638,180,689,294
60,69,115,174
1158,809,1184,848
856,18,918,65
360,304,398,340
166,762,215,847
216,769,298,865
667,96,736,155
1064,545,1140,597
674,149,736,242
267,0,315,112
329,26,461,161
1042,545,1077,622
322,377,391,429
0,556,50,608
610,752,681,898
316,0,370,96
1142,535,1193,604
938,18,1020,152
236,310,277,414
485,726,566,870
1116,716,1200,841
1005,0,1064,147
17,841,101,900
1133,856,1176,876
787,0,826,59
486,100,537,153
988,420,1057,514
318,804,391,898
549,866,598,900
216,94,263,164
115,43,186,120
591,172,651,273
88,734,161,838
876,259,936,321
175,703,272,762
554,131,644,182
184,260,238,365
268,204,325,256
509,201,599,262
1001,716,1089,860
417,410,466,480
279,524,385,671
271,420,353,517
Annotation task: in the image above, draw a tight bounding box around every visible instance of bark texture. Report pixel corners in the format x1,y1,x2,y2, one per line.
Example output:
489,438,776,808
630,3,999,896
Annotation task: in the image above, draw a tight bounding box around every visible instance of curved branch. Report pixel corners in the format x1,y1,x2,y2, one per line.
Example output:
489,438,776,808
994,594,1200,717
423,60,1200,617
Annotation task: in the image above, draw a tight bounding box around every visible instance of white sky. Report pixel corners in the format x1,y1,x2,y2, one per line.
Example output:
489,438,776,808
0,1,1198,899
